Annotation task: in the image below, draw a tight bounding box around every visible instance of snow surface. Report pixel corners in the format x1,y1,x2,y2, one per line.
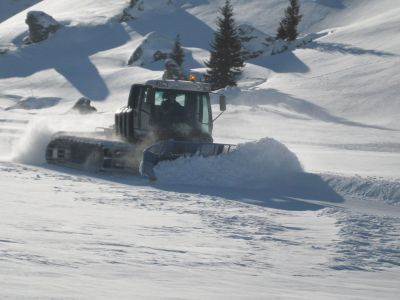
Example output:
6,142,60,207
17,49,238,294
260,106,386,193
0,0,399,299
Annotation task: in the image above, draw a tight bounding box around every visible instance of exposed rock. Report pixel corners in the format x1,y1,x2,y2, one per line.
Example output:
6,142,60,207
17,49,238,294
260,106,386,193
71,97,97,114
237,24,329,59
120,0,144,21
120,0,180,22
127,32,174,67
238,24,271,60
266,31,329,56
25,11,61,44
153,50,168,61
128,46,143,65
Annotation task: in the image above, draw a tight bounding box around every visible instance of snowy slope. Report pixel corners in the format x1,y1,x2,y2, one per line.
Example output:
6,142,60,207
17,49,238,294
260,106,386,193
0,0,399,299
256,7,400,125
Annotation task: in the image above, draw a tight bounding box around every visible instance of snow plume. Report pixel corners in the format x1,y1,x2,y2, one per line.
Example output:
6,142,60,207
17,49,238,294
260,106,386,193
11,113,111,165
11,119,53,164
155,138,303,188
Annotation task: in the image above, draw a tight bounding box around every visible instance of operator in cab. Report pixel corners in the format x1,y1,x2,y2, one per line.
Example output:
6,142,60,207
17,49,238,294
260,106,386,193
160,92,185,124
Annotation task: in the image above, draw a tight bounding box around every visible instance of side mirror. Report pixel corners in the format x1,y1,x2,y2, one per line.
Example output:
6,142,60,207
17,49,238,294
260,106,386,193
219,95,226,111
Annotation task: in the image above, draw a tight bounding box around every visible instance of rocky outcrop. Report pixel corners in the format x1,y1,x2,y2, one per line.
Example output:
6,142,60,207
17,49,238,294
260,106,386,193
120,0,144,21
238,24,329,60
71,97,97,114
238,24,269,60
127,32,175,67
120,0,178,22
25,11,61,44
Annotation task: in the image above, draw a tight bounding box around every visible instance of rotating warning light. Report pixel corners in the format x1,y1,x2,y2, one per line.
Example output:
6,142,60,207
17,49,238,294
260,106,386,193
189,74,196,82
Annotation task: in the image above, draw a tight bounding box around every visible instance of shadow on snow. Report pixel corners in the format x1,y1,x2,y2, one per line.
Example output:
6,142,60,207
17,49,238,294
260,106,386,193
42,163,343,212
228,88,395,131
305,41,398,57
250,51,310,74
155,172,344,212
124,7,214,50
0,21,130,101
315,0,346,9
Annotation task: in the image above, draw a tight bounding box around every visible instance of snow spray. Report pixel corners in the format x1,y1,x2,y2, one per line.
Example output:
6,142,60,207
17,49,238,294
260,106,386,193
11,113,111,165
155,137,303,188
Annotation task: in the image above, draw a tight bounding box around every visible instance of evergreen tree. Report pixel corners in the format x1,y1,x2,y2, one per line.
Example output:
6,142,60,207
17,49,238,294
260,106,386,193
276,0,302,41
170,34,185,67
205,0,244,90
163,59,183,80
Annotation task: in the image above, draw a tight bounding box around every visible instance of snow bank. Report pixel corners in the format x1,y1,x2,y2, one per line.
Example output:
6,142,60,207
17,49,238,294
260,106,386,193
324,175,400,206
155,138,303,188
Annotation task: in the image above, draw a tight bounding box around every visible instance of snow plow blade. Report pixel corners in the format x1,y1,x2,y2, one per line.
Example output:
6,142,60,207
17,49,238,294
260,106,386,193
140,140,236,180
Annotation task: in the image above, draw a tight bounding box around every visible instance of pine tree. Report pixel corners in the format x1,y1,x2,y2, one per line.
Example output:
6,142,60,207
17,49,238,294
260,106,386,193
170,34,185,67
276,20,288,40
163,59,183,80
205,0,244,90
276,0,302,41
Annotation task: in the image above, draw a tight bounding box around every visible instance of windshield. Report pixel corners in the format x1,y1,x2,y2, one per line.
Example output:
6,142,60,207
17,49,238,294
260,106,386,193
154,89,212,134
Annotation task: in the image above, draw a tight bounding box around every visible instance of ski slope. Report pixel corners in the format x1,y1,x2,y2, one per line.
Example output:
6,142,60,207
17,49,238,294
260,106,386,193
0,0,399,299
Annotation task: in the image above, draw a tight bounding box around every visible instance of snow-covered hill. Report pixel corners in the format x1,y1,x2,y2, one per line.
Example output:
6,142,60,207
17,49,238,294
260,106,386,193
0,0,399,299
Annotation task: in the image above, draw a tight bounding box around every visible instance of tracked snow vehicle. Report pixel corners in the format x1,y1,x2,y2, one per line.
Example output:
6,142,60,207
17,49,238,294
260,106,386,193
46,79,235,179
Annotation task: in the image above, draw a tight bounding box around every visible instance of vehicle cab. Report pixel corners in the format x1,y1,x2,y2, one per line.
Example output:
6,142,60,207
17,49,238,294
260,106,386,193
115,79,225,143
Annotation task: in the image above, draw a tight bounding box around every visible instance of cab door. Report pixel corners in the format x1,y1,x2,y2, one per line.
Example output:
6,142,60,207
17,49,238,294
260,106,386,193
136,85,154,138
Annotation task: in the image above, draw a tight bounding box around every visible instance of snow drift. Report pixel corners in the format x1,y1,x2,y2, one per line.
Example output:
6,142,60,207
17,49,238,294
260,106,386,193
155,137,303,188
324,175,400,206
